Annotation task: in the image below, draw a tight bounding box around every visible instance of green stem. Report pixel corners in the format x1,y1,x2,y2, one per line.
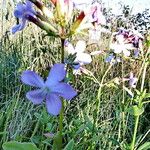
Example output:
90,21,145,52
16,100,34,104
61,38,65,63
59,100,64,149
130,116,139,150
58,38,65,149
121,58,126,139
97,64,112,103
130,47,149,150
92,64,112,132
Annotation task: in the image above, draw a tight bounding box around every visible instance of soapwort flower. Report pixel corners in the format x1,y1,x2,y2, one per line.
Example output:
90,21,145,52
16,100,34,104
110,34,134,57
110,28,143,57
21,63,77,115
129,72,138,88
123,72,138,97
74,1,106,25
105,53,121,64
65,40,92,70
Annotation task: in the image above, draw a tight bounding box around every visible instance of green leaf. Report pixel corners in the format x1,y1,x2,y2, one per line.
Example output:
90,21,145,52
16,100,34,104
84,116,94,131
75,124,85,135
64,139,74,150
2,141,40,150
137,142,150,150
52,131,62,150
135,89,141,95
127,105,144,116
146,39,150,47
145,93,150,99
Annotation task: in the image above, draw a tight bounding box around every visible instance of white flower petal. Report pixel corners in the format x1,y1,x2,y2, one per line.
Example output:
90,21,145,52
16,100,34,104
65,42,75,54
76,53,92,64
75,40,86,53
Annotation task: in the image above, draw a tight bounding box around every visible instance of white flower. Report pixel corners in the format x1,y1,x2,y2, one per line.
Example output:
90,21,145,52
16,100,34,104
65,40,92,64
110,35,135,57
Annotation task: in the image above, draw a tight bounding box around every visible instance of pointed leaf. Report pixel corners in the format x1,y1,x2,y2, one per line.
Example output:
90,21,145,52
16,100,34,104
2,141,40,150
137,142,150,150
63,139,74,150
145,93,150,99
52,131,62,150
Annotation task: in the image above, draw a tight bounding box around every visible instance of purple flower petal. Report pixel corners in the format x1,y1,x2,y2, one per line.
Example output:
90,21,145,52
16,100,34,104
134,49,139,58
45,64,66,86
72,64,80,69
26,89,46,104
105,54,114,63
129,73,138,88
26,0,33,9
51,83,77,100
11,19,26,34
26,0,36,16
12,24,21,34
46,93,62,116
21,70,45,88
14,4,25,18
19,18,27,30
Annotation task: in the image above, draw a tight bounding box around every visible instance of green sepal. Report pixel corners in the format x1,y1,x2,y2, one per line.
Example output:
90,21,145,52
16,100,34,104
127,105,144,116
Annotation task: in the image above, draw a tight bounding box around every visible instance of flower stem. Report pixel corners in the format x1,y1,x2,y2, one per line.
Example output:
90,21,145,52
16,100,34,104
130,47,149,150
58,38,65,149
92,64,112,132
121,58,126,140
130,116,139,150
61,38,65,63
58,100,64,149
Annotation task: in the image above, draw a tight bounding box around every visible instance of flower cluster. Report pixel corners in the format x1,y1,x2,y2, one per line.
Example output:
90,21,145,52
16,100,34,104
106,28,144,63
